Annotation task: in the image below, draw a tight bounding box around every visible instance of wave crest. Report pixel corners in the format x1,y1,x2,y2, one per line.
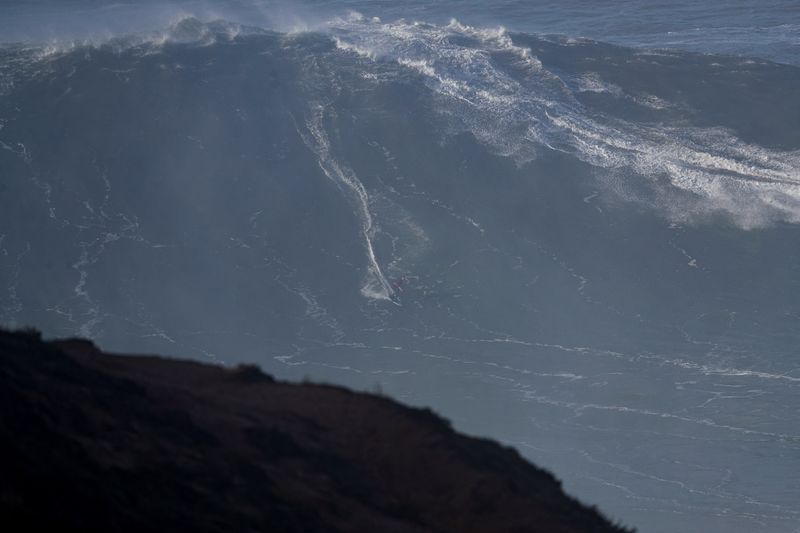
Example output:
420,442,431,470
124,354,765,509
325,15,800,228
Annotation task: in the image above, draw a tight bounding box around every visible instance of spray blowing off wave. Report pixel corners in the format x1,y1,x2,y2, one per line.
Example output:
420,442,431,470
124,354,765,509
4,6,800,533
3,13,800,230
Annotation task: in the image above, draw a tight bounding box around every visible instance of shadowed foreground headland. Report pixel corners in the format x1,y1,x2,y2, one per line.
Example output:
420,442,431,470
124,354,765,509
0,328,632,532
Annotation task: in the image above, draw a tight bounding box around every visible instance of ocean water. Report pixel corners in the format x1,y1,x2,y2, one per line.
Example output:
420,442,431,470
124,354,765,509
1,2,799,531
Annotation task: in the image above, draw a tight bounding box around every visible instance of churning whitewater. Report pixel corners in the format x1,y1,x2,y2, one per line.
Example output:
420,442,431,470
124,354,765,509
2,6,800,533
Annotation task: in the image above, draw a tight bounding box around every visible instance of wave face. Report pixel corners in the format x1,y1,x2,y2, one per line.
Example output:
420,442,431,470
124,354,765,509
2,11,800,533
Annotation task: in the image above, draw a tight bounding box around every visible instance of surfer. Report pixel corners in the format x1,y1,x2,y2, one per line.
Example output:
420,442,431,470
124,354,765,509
390,276,407,294
387,276,408,306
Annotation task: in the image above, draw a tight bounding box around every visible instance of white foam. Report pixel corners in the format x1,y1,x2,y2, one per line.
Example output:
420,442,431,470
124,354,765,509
326,16,800,228
11,13,800,228
396,57,435,77
576,72,623,96
14,16,255,60
297,105,395,302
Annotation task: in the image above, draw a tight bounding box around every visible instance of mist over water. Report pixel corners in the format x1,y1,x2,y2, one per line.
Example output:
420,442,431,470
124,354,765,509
3,0,800,64
2,2,800,532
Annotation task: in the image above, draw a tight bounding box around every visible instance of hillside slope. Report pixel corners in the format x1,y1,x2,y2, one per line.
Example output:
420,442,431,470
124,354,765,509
0,328,631,532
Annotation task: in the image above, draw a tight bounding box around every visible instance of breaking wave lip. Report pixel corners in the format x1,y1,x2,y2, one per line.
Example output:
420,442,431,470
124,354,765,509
1,16,264,61
324,14,800,229
5,12,800,229
0,16,261,97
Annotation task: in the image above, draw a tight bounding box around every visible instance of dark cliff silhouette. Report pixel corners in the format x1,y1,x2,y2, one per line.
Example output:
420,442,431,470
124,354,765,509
0,328,632,532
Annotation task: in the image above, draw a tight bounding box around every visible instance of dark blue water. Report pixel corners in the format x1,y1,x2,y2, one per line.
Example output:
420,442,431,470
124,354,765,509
1,2,799,531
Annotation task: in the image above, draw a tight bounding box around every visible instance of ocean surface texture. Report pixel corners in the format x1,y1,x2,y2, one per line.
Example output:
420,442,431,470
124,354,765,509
1,2,799,531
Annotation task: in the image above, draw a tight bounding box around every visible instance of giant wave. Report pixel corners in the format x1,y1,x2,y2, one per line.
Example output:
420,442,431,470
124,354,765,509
2,14,800,533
